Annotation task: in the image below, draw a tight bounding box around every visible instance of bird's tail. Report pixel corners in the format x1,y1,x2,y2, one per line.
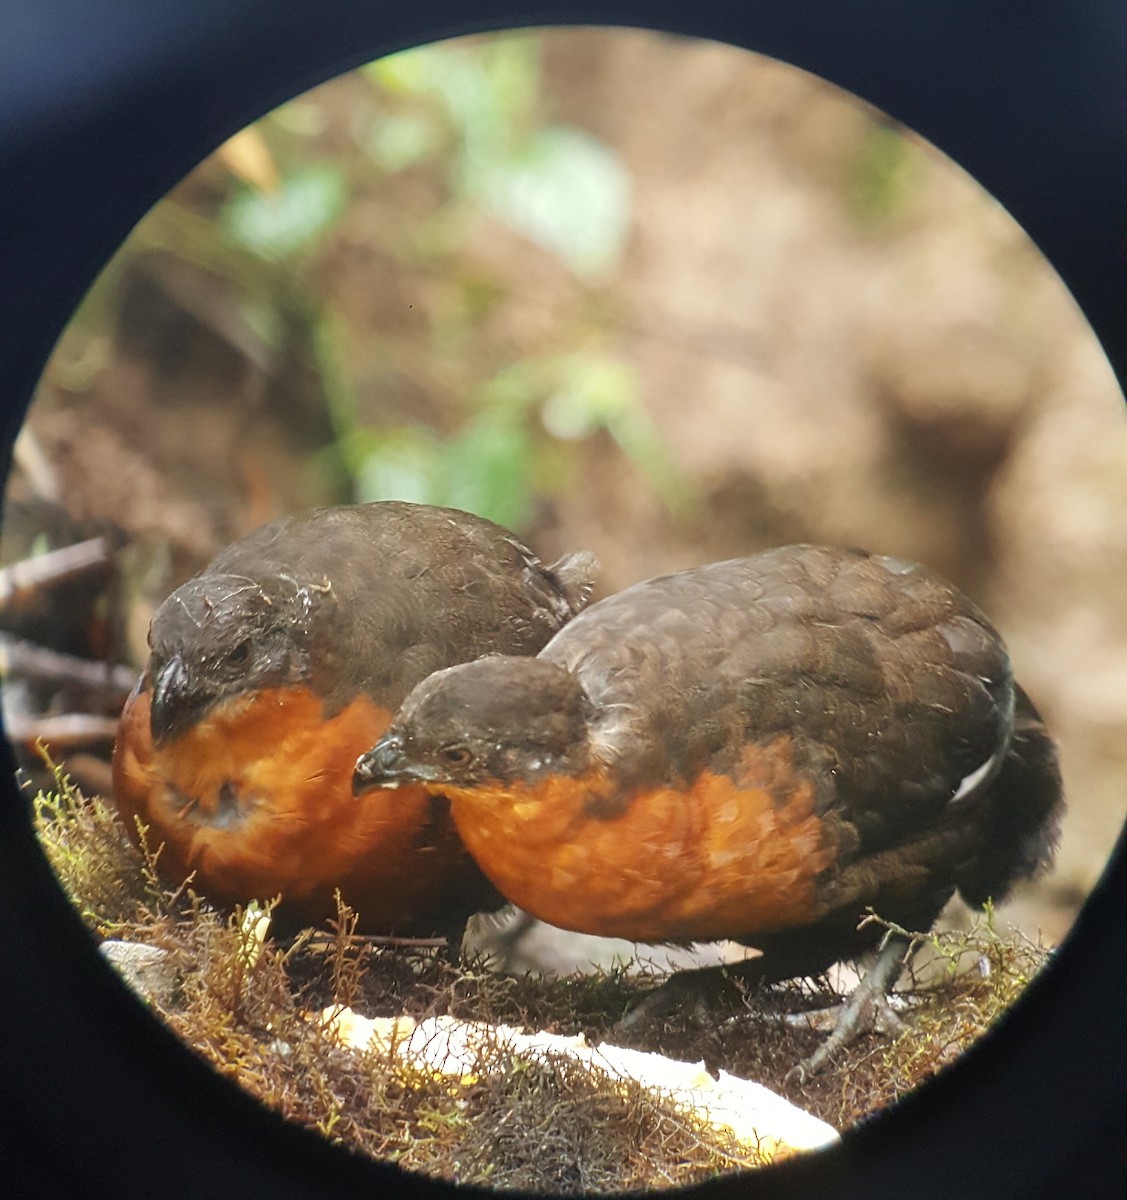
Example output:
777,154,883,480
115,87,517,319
956,683,1064,909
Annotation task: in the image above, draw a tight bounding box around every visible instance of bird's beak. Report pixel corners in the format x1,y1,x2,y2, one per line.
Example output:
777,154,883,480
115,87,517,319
352,733,436,796
149,655,191,744
352,729,441,796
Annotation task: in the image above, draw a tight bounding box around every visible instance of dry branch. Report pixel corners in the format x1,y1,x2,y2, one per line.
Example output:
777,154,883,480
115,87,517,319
0,633,136,700
0,537,112,618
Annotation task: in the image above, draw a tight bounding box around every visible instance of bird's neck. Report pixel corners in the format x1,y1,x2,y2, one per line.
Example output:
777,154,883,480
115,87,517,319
440,766,612,851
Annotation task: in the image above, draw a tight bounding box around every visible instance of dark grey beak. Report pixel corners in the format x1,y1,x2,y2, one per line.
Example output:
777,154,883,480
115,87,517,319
352,733,434,796
149,655,191,744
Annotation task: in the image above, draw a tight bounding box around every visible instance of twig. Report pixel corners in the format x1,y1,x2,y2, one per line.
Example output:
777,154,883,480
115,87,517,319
13,427,62,504
0,633,136,700
302,932,450,951
4,712,121,749
0,537,112,617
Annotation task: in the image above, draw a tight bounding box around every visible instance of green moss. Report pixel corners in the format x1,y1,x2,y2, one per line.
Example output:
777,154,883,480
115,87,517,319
31,751,167,935
32,772,1054,1190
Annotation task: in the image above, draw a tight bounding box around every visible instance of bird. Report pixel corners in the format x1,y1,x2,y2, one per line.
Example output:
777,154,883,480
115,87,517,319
111,500,597,942
353,544,1063,1068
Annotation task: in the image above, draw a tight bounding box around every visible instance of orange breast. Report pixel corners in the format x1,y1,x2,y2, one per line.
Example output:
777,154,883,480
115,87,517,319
442,737,839,942
111,684,491,932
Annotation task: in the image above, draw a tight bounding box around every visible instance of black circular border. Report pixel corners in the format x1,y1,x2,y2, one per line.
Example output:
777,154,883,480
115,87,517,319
1,3,1125,1198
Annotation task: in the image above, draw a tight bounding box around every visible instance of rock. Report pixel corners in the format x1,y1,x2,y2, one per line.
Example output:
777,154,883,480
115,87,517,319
100,939,179,1009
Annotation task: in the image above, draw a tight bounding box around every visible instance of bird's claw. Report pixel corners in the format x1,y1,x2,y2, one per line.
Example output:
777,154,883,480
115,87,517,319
614,968,733,1037
787,933,912,1080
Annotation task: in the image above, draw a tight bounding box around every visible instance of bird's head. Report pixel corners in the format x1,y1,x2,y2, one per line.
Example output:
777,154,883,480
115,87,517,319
352,655,594,795
146,573,313,744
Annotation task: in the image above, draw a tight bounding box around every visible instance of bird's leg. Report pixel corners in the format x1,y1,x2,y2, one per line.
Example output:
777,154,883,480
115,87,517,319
789,931,912,1080
613,963,746,1035
435,919,469,965
613,936,835,1036
462,907,537,971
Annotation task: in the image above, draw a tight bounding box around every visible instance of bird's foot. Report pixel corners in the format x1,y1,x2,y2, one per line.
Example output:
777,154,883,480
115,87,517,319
787,932,912,1082
783,992,907,1036
613,965,741,1037
462,907,536,970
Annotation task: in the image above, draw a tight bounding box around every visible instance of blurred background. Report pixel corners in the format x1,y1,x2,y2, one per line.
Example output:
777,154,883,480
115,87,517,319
3,27,1124,956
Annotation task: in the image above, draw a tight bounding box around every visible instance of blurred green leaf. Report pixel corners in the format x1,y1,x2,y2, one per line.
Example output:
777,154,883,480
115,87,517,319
365,39,629,279
442,413,535,529
364,47,441,96
353,415,535,530
268,100,330,137
472,126,631,279
366,113,442,172
849,123,917,222
541,352,694,514
308,311,360,440
368,39,538,156
477,360,544,416
541,355,636,439
354,426,443,507
222,165,348,260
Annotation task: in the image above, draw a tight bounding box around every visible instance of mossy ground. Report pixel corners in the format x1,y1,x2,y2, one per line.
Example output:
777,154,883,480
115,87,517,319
32,766,1053,1193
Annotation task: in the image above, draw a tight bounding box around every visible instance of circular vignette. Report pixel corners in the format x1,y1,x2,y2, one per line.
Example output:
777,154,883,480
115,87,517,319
0,3,1124,1200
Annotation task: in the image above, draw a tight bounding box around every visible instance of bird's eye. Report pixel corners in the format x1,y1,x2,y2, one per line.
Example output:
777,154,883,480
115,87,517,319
226,640,251,667
439,744,473,768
